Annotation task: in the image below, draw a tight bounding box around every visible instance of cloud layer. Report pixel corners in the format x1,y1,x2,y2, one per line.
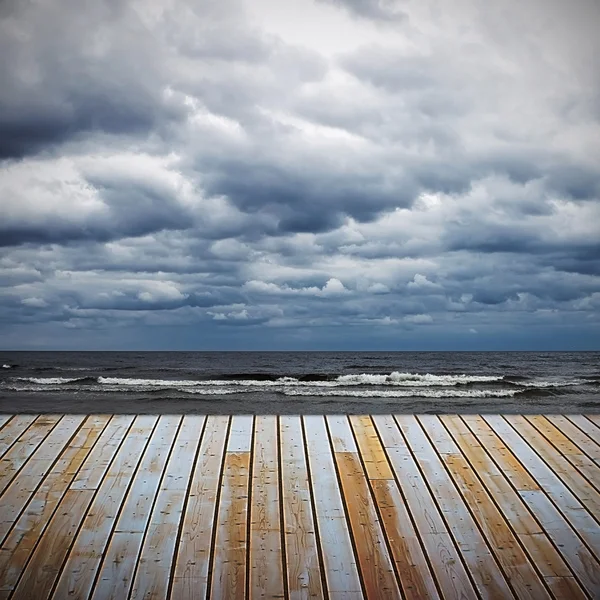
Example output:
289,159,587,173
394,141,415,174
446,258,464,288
0,0,599,349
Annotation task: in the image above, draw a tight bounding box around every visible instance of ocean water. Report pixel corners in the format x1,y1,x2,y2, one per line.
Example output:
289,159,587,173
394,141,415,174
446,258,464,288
0,351,599,414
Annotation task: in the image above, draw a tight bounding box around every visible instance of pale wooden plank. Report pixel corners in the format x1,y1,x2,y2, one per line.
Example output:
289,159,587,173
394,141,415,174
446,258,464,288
210,452,251,600
170,415,229,600
0,415,62,496
0,416,110,598
228,415,253,452
439,450,551,599
461,416,600,597
487,416,600,560
129,415,205,600
0,416,37,459
52,415,158,600
70,415,135,489
334,451,402,599
545,576,588,600
9,490,95,600
530,416,600,493
0,415,11,430
0,415,85,544
519,416,600,510
90,415,182,600
371,480,441,600
280,415,325,600
520,490,600,598
396,415,515,599
561,416,600,461
327,415,358,453
304,415,363,600
462,416,539,491
349,415,394,480
441,416,579,585
586,415,600,429
249,415,285,599
372,416,478,600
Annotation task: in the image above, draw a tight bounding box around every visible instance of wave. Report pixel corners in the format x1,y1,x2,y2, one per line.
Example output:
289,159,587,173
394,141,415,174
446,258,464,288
15,376,94,385
2,364,12,369
281,388,519,398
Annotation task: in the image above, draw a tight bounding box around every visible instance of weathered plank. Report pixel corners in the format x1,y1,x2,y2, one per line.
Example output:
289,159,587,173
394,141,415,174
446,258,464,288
0,416,109,598
304,415,363,600
280,415,325,600
372,415,478,600
52,415,158,600
249,415,285,599
210,415,252,600
129,415,205,600
0,416,37,459
349,415,394,480
396,415,515,599
90,415,182,600
171,415,229,600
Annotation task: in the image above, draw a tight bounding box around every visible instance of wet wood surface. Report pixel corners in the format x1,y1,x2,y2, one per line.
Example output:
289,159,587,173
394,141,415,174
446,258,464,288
0,413,599,599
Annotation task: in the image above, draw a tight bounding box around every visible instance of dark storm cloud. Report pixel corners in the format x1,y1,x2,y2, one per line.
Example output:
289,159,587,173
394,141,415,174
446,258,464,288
0,0,599,349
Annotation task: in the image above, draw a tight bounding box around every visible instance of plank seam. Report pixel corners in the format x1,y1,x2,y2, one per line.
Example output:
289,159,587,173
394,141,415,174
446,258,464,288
564,415,600,460
276,415,290,600
205,416,232,600
245,414,256,600
347,416,407,600
300,415,330,600
123,416,184,600
165,415,209,600
324,414,368,600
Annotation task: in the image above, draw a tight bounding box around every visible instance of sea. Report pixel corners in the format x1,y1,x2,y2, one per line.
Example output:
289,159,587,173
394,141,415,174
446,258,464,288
0,351,599,414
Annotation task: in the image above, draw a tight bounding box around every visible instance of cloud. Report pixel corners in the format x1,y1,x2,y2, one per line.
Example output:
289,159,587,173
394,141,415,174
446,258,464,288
0,0,599,349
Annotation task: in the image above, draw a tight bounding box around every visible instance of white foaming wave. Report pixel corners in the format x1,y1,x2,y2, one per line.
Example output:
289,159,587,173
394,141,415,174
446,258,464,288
178,388,243,395
282,388,518,398
335,372,503,386
519,378,591,388
16,377,85,384
2,364,11,369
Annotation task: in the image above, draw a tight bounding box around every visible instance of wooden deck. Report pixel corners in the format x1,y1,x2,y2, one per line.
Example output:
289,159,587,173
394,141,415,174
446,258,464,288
0,414,599,599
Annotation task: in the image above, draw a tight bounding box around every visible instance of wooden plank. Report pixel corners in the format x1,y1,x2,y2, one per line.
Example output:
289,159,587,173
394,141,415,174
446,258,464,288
519,490,600,598
279,415,325,600
524,415,600,498
586,415,600,429
462,416,539,491
9,490,95,600
52,415,158,600
0,415,11,430
70,415,135,489
530,416,600,493
327,415,358,453
0,416,109,598
249,415,285,599
487,416,600,560
432,445,551,597
0,415,84,544
0,416,37,459
210,452,250,600
372,415,478,600
396,415,515,599
170,415,229,600
371,479,441,600
441,416,580,586
228,415,253,452
129,415,205,600
349,415,394,480
0,415,61,496
560,416,600,460
334,451,402,599
304,415,363,600
90,415,182,600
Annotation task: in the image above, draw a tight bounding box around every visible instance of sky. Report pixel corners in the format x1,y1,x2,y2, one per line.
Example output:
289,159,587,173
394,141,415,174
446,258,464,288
0,0,599,350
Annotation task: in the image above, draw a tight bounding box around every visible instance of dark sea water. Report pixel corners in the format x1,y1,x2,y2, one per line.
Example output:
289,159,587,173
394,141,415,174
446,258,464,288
0,351,599,414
